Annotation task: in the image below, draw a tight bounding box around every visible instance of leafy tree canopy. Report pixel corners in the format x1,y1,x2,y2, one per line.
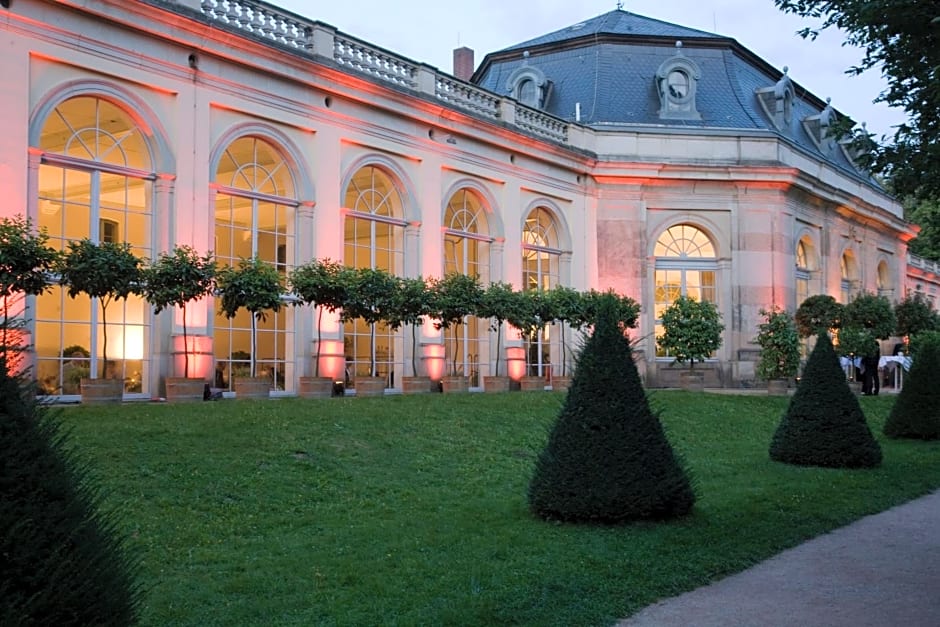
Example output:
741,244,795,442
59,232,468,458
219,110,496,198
894,290,939,338
656,296,723,369
774,1,940,203
795,294,843,338
843,291,896,340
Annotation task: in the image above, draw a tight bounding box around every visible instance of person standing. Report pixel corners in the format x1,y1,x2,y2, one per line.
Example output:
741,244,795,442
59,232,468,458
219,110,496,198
861,351,881,396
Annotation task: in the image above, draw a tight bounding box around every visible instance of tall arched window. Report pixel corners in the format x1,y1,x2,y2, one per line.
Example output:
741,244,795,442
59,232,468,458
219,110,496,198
344,165,406,386
522,206,561,376
841,250,858,304
35,95,154,397
654,224,718,356
795,238,815,309
877,260,891,297
213,135,296,392
444,188,492,383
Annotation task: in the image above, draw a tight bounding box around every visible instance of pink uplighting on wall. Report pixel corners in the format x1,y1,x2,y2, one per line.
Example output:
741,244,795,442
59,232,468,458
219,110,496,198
506,346,526,381
315,339,345,380
171,334,213,380
422,343,445,381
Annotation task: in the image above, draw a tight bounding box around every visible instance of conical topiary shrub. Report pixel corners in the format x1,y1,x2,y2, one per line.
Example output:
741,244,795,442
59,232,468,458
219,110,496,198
883,331,940,440
0,368,141,624
528,294,695,523
769,333,882,468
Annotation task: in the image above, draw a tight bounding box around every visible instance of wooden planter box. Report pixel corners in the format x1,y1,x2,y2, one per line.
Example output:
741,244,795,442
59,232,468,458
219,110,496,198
353,376,386,397
298,376,334,399
483,375,511,393
402,376,433,395
80,378,124,404
519,375,545,391
679,370,705,391
441,375,469,393
551,375,573,391
234,376,271,399
767,378,789,396
165,377,206,402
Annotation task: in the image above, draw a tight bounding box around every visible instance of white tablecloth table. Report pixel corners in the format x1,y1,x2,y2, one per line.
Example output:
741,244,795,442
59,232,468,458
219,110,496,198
879,355,912,390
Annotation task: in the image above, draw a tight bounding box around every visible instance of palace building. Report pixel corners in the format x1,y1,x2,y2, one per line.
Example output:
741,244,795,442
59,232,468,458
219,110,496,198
3,0,938,398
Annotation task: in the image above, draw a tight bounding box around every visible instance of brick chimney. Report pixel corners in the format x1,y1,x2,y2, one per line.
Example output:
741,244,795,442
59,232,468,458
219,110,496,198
453,47,475,81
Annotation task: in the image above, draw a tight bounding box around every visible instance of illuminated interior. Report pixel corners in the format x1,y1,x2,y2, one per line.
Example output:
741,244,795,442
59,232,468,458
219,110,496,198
34,95,152,395
653,224,718,357
522,206,560,376
343,165,405,387
841,250,858,304
213,135,296,391
795,237,818,357
443,188,491,383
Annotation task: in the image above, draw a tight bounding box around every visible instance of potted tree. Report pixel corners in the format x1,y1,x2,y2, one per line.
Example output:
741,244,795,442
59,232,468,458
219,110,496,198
545,285,582,391
844,291,896,395
477,281,518,393
289,258,350,398
506,288,551,391
388,275,435,394
58,238,143,403
216,257,284,399
755,306,801,395
429,272,483,393
0,215,60,376
656,295,723,391
341,266,397,397
143,245,216,401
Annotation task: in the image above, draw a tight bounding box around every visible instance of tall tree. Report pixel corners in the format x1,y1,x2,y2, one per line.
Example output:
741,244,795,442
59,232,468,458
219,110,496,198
774,1,940,202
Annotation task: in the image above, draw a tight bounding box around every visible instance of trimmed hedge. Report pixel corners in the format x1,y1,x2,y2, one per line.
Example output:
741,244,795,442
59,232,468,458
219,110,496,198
769,333,882,468
528,294,695,523
884,332,940,439
0,368,141,625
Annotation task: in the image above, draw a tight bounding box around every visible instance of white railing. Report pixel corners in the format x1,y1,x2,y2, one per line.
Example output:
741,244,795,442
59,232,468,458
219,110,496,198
195,0,570,143
909,253,940,275
434,76,500,120
200,0,311,49
516,106,569,143
333,35,418,89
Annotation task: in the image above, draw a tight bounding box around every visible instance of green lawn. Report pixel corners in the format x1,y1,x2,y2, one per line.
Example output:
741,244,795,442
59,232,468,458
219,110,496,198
61,391,939,627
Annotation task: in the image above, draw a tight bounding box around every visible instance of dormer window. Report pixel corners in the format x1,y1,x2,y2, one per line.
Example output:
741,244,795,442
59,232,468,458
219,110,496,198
756,67,795,131
803,97,838,154
656,42,702,120
506,52,552,109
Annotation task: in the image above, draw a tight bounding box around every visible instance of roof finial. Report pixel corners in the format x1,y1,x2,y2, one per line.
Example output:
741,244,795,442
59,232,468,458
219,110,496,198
616,1,624,9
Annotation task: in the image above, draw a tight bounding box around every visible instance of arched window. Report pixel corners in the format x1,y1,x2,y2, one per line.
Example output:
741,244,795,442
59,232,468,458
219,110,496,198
877,260,891,297
795,238,816,309
840,250,858,303
213,135,296,392
522,206,561,376
343,165,406,386
35,95,154,397
654,224,718,357
444,189,492,383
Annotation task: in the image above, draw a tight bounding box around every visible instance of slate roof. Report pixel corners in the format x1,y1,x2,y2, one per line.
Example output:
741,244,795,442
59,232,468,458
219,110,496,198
500,10,722,51
472,9,874,185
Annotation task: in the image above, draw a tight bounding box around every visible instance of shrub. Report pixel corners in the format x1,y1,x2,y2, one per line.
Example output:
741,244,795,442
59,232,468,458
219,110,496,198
769,333,882,468
883,330,940,439
0,369,141,624
656,296,722,369
528,294,695,523
754,306,801,380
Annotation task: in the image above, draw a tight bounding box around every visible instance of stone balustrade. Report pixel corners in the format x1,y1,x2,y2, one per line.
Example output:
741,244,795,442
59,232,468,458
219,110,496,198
196,0,570,143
